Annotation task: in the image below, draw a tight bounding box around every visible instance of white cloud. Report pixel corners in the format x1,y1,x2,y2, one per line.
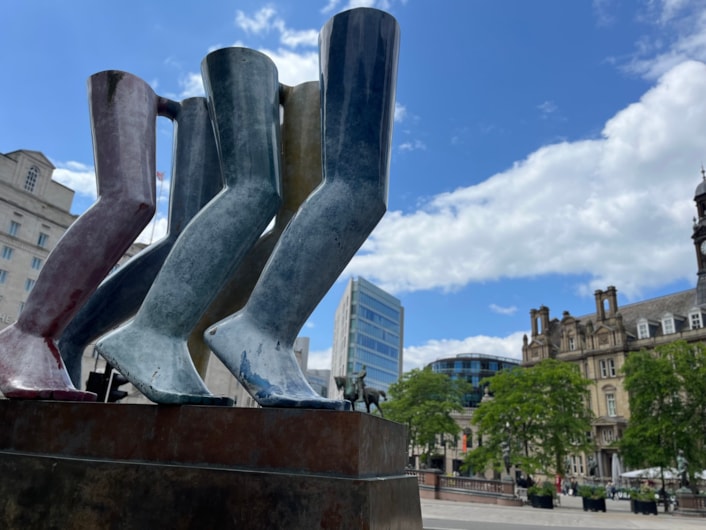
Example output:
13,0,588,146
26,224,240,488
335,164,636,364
321,0,341,14
178,72,205,99
345,60,706,301
401,332,527,371
623,2,706,79
489,304,518,316
235,7,277,34
136,215,168,245
308,347,332,369
52,161,96,199
537,100,558,118
398,139,427,152
394,102,407,122
257,47,319,86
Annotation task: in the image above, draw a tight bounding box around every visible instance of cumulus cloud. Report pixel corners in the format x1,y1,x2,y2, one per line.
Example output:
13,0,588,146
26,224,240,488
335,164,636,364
52,161,96,199
401,332,528,371
310,331,527,371
345,60,706,301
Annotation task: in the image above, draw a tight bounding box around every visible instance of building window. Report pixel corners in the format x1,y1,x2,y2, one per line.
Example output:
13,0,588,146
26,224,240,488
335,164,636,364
37,232,49,248
570,455,584,475
637,319,650,339
662,316,675,335
599,359,616,378
690,311,703,330
2,246,13,260
24,166,39,192
602,428,615,444
0,270,6,284
606,393,617,417
568,337,576,351
31,257,42,270
8,221,20,237
24,278,35,292
18,302,24,315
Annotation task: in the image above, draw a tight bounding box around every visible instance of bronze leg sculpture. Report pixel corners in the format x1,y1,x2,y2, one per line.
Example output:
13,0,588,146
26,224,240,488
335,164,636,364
58,97,222,387
186,80,323,381
204,8,399,408
0,71,159,400
95,48,282,405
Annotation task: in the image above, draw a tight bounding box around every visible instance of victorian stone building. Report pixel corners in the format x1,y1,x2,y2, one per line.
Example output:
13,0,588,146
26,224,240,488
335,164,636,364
521,173,706,480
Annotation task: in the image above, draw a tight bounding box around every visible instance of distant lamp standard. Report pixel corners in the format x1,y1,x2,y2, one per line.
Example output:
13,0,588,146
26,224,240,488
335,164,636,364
502,421,513,485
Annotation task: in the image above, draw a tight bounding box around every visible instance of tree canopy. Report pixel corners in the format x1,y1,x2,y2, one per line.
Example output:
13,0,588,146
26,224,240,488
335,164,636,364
384,367,471,463
619,340,706,490
466,359,594,478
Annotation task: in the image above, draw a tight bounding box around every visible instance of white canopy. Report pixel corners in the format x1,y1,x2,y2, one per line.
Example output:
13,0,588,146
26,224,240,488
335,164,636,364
621,467,705,480
620,467,678,479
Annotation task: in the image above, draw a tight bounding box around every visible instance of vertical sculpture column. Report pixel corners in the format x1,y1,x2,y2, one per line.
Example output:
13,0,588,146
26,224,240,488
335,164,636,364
0,71,159,400
58,97,222,386
95,48,282,405
204,8,399,408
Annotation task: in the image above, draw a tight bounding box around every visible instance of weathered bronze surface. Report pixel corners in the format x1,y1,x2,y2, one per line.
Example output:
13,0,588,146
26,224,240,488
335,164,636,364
0,401,422,529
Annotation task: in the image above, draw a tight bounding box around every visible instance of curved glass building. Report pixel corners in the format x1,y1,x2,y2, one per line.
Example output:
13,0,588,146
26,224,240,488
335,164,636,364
428,353,519,407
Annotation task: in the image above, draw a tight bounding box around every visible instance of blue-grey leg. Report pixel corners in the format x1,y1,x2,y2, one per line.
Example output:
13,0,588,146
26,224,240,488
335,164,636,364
0,71,159,401
204,8,399,408
58,97,222,387
186,81,323,380
95,48,281,405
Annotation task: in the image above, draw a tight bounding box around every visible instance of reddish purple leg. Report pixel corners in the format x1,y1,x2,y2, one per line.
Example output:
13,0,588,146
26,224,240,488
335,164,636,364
0,71,158,401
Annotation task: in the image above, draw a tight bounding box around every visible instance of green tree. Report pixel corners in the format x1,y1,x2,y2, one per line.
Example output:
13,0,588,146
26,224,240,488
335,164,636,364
619,340,706,490
385,367,471,465
467,359,594,479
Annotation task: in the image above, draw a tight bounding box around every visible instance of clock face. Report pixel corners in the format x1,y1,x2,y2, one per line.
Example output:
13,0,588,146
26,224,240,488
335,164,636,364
701,241,706,255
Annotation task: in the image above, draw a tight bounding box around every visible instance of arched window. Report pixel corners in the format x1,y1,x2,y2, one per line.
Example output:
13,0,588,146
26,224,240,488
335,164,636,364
24,166,39,192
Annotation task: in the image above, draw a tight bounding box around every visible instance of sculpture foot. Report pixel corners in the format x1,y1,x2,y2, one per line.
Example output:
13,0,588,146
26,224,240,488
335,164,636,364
95,322,233,406
205,312,349,410
0,325,96,401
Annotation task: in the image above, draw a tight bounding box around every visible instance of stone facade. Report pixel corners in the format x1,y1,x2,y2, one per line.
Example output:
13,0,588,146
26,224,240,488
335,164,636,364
0,150,76,326
521,172,706,480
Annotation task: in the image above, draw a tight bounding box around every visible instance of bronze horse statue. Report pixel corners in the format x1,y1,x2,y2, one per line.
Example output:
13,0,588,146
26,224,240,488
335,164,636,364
334,373,386,416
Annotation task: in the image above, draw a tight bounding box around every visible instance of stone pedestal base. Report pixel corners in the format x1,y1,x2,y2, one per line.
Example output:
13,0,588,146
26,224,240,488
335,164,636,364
0,401,421,529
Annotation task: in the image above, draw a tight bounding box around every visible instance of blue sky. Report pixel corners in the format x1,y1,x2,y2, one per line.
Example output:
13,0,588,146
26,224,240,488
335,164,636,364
3,0,706,372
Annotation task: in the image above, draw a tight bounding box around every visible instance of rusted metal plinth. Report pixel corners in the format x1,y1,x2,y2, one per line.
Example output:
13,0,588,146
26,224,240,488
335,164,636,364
0,401,421,529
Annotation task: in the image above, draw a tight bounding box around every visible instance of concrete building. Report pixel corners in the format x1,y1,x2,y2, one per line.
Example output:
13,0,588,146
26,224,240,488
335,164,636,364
0,150,77,326
329,277,404,400
521,171,706,481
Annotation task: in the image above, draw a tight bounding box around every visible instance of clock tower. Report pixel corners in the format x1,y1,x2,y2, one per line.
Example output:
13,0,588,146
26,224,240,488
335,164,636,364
693,167,706,305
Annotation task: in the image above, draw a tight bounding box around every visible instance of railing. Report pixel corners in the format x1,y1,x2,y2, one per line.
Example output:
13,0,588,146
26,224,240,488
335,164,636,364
440,475,506,493
406,469,521,506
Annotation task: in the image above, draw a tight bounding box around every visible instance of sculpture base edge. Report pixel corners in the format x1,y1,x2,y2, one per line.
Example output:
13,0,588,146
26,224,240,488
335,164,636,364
0,401,422,530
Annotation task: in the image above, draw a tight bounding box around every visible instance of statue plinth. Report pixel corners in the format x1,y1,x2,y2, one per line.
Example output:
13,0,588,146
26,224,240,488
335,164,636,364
0,401,421,529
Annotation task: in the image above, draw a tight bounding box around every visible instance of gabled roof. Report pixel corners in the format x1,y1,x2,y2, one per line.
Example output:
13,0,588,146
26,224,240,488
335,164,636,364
3,149,55,169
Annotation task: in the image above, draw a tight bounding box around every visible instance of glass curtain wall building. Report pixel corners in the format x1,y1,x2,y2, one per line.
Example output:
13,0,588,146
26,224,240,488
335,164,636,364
329,277,404,397
428,353,519,407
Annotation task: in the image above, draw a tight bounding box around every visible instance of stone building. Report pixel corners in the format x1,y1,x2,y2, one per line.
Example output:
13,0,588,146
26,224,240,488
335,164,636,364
521,172,706,480
0,148,147,335
0,150,77,326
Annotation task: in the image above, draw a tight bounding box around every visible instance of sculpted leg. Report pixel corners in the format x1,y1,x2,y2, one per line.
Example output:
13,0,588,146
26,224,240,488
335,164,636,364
204,8,399,408
186,81,322,378
59,97,222,386
96,48,281,405
0,71,158,400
